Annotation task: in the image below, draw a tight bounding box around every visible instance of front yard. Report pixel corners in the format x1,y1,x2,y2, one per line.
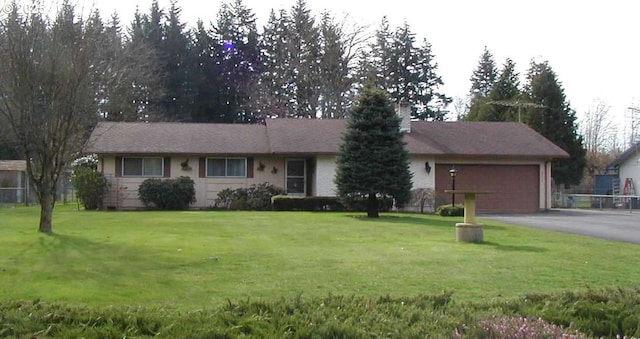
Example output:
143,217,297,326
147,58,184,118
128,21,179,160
1,205,638,309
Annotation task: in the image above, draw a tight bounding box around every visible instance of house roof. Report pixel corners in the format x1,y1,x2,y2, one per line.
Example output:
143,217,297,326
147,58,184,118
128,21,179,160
86,120,569,158
609,141,640,167
87,122,271,155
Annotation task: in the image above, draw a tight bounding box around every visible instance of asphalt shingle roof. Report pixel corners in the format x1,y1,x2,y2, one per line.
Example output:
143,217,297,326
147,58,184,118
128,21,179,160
86,120,569,158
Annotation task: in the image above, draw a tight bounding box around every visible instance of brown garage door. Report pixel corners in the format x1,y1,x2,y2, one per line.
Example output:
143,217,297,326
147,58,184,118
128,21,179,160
435,164,540,213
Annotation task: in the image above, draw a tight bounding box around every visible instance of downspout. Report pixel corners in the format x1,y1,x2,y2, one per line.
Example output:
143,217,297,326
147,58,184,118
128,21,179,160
544,160,550,211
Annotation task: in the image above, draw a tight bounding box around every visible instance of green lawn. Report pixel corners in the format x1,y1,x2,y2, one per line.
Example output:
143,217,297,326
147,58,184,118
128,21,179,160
1,205,638,309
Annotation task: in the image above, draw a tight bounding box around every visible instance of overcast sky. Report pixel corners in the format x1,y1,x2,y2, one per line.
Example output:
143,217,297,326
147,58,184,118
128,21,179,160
7,0,640,133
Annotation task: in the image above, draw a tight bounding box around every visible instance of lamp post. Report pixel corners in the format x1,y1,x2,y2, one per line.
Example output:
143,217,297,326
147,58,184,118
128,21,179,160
449,167,458,205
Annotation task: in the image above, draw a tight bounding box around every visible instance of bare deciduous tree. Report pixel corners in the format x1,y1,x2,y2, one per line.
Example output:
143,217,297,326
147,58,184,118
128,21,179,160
579,99,616,190
0,3,154,232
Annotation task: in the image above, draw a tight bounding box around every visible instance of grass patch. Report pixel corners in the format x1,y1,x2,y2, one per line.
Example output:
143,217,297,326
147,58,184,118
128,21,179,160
0,205,639,310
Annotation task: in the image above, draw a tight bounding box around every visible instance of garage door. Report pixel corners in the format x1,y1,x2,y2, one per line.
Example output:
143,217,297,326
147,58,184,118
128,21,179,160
435,164,540,213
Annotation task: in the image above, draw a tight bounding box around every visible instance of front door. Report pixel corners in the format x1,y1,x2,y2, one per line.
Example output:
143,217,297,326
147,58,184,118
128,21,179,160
286,159,306,195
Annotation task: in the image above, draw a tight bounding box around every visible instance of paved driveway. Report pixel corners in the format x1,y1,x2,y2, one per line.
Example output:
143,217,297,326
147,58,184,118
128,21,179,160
481,209,640,244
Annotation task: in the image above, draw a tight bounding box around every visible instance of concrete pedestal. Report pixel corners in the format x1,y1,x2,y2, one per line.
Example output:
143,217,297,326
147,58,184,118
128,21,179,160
455,222,484,243
445,190,492,243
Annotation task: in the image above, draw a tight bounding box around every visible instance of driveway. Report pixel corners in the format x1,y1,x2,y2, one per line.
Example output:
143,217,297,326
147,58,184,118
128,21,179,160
481,208,640,244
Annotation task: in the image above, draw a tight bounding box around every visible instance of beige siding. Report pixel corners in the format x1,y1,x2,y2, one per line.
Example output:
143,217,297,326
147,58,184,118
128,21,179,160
99,155,285,209
409,156,436,189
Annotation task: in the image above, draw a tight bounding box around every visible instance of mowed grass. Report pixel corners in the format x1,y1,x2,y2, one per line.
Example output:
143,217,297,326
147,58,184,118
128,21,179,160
0,205,638,309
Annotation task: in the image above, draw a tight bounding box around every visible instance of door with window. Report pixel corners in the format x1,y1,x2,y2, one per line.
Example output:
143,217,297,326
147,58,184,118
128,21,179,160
286,159,306,195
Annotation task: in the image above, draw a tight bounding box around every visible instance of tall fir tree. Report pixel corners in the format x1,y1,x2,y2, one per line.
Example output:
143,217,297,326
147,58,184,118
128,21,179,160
467,58,521,122
359,19,449,121
128,0,194,121
358,17,394,93
161,0,195,121
191,20,225,122
259,9,293,118
466,47,498,121
335,86,412,218
317,12,355,119
414,37,450,120
469,46,497,97
486,58,521,121
98,11,161,121
524,60,586,187
288,0,321,118
215,0,261,122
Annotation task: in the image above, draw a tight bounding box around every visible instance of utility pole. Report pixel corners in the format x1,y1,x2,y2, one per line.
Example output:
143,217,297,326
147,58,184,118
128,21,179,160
627,106,640,146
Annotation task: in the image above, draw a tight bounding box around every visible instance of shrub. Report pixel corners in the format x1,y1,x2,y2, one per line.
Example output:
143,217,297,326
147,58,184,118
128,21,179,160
271,195,394,212
271,196,345,211
138,176,195,210
341,195,394,212
436,204,464,216
70,163,108,210
456,316,588,338
216,183,284,210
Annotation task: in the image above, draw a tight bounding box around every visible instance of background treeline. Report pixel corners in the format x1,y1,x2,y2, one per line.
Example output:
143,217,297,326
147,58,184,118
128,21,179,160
0,0,586,187
101,0,451,123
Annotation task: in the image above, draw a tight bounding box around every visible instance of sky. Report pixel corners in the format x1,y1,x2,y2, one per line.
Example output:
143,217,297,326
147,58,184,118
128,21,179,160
5,0,640,135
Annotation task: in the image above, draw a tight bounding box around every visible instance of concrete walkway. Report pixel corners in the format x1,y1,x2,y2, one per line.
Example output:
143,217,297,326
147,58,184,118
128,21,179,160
481,208,640,244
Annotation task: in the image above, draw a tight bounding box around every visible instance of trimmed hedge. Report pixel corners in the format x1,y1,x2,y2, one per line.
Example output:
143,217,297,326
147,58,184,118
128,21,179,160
271,196,345,211
271,195,394,212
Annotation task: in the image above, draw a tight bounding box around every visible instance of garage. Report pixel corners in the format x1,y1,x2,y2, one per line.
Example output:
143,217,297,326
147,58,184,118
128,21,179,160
435,164,540,213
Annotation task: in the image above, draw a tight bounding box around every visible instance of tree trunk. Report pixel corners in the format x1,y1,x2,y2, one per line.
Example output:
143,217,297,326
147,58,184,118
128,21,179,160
38,187,55,233
367,192,379,218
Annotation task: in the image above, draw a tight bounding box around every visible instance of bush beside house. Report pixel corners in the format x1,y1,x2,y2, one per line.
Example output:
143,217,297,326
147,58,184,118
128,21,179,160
70,155,108,210
215,183,285,210
138,176,196,210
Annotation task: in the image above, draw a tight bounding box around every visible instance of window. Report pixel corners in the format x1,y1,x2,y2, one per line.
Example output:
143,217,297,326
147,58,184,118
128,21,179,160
206,158,246,177
123,157,164,177
286,159,306,195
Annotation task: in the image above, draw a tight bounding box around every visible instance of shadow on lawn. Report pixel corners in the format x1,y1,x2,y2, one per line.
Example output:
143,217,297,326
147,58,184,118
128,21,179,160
349,214,453,227
348,214,507,230
478,241,547,253
32,233,191,286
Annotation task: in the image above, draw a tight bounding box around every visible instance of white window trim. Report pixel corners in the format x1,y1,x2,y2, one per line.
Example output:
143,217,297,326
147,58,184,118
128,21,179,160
122,157,164,177
206,157,247,178
285,158,306,196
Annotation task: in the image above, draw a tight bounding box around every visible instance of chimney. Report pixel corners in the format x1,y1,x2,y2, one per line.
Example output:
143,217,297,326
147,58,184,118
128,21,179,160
395,100,411,133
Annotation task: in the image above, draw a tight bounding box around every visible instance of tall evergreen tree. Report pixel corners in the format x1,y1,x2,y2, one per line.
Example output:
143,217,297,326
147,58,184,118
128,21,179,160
469,46,497,97
413,38,450,120
466,47,498,121
215,0,261,122
259,9,293,118
524,60,586,187
467,58,521,122
317,12,354,119
161,0,195,121
288,0,321,118
99,12,161,121
486,58,521,121
335,86,412,218
356,17,393,95
359,20,449,121
191,20,225,122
